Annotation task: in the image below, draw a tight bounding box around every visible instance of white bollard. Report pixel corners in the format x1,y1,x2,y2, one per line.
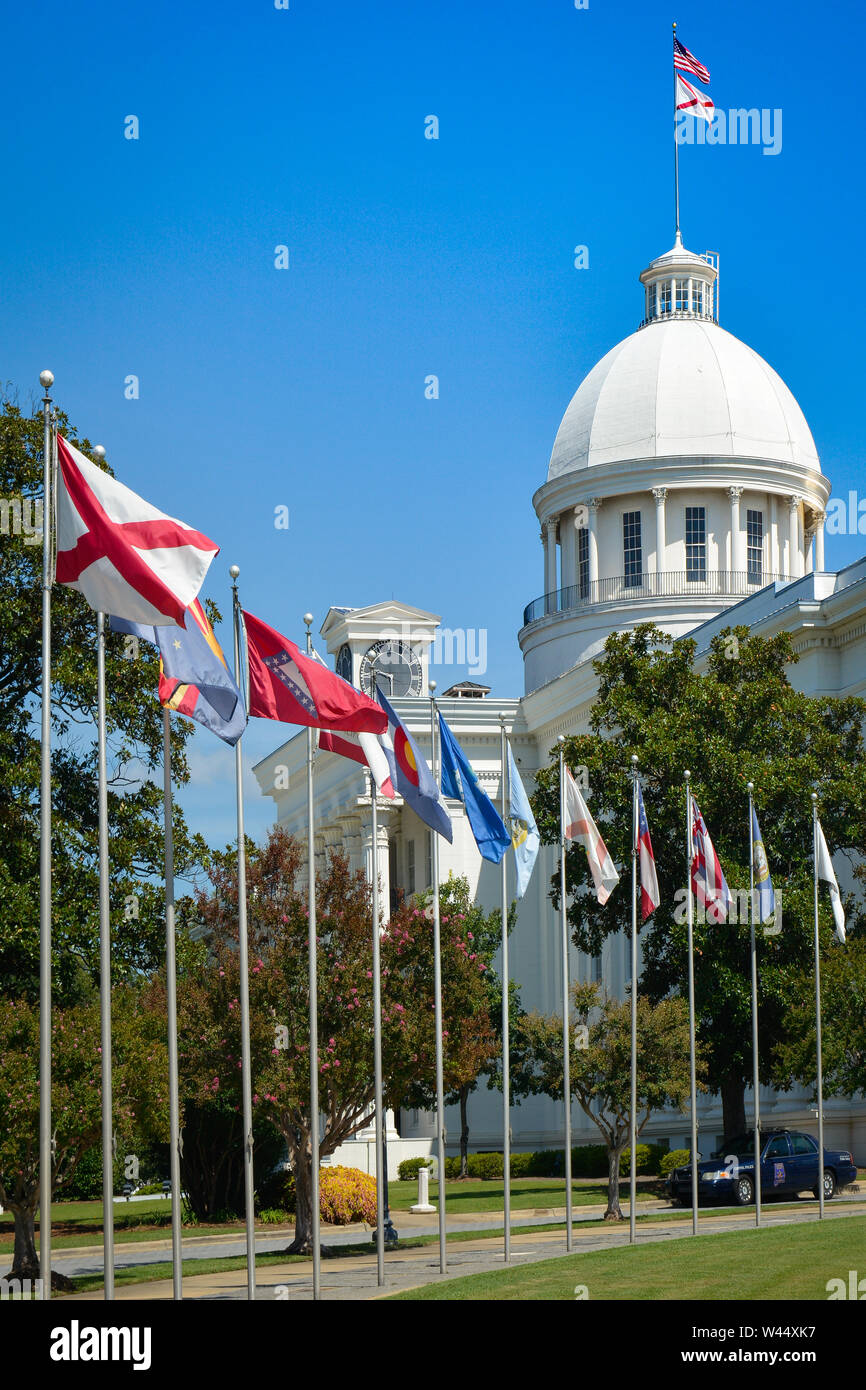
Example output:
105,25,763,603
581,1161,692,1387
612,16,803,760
410,1163,436,1214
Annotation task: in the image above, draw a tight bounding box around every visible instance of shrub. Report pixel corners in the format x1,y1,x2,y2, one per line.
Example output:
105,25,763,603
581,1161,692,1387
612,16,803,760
318,1166,378,1225
258,1208,291,1224
510,1152,532,1177
466,1152,504,1180
570,1145,610,1178
660,1148,691,1178
444,1156,460,1179
135,1182,168,1196
255,1166,297,1216
397,1157,434,1181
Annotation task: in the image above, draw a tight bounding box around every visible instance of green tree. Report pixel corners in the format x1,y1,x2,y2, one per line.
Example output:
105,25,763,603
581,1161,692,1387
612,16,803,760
517,982,701,1219
0,396,211,1000
0,987,169,1284
531,623,866,1138
774,935,866,1101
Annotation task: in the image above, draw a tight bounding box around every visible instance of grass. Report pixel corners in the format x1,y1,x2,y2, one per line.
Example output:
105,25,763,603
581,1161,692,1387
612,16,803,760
387,1177,656,1214
386,1213,866,1301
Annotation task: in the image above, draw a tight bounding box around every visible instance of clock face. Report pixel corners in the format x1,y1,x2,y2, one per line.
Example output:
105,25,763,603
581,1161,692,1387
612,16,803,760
358,639,423,698
336,644,353,684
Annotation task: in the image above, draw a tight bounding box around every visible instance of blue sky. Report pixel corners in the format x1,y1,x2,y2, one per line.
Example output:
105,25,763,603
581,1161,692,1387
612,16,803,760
5,0,865,848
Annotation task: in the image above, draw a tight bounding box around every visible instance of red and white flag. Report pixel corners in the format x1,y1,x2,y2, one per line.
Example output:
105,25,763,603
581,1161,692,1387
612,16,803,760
636,783,660,921
243,611,387,734
676,73,714,123
563,765,620,905
674,36,710,85
55,436,219,626
690,796,731,924
319,730,395,799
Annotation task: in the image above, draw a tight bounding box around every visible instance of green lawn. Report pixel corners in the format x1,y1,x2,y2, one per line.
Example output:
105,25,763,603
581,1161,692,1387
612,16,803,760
387,1214,866,1301
387,1177,654,1213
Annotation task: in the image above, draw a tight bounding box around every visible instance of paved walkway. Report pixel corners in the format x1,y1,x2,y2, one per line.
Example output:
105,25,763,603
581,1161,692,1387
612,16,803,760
58,1193,866,1302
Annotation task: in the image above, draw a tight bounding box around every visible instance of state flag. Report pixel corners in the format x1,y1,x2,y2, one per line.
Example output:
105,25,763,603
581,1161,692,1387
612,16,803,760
751,805,776,924
636,784,660,921
816,820,846,944
676,73,714,123
243,611,386,733
507,742,539,897
690,797,731,924
439,713,511,864
318,729,395,799
377,689,452,841
564,766,620,905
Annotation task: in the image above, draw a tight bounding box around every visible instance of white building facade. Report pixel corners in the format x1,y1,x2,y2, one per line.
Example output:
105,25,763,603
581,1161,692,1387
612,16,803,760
255,235,865,1165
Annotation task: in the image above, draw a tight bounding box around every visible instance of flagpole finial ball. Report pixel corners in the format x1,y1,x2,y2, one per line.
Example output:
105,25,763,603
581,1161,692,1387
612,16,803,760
811,792,818,804
631,754,638,766
558,734,565,745
39,370,54,389
93,445,105,461
429,679,437,693
229,564,240,580
303,612,313,627
684,769,691,781
747,781,754,793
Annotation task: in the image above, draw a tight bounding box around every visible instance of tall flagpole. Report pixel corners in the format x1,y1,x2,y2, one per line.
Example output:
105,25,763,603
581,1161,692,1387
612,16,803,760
429,681,447,1274
747,783,762,1227
673,20,681,242
230,567,256,1300
629,756,639,1246
811,793,826,1219
162,709,183,1296
370,770,386,1286
499,716,511,1264
38,369,54,1300
684,770,698,1236
303,613,322,1300
96,605,115,1299
558,736,573,1252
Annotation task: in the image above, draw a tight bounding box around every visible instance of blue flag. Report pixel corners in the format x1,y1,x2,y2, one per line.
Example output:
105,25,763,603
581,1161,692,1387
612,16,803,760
751,805,776,923
438,713,510,864
507,741,539,896
110,599,246,747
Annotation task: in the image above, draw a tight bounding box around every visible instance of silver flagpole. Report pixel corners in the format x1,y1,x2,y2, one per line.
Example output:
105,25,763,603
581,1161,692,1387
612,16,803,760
499,717,511,1264
629,756,639,1245
747,783,762,1227
811,793,826,1219
684,770,698,1236
38,370,54,1300
303,613,322,1300
162,709,183,1296
230,567,256,1299
673,21,681,241
558,736,573,1252
96,607,115,1298
370,768,385,1286
429,681,447,1274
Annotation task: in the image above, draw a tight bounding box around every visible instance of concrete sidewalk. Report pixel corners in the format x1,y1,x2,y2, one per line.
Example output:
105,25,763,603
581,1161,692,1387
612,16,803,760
58,1196,866,1302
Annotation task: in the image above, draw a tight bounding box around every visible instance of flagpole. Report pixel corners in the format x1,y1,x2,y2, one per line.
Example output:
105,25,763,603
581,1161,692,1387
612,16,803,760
557,736,573,1252
811,793,826,1219
162,709,183,1296
684,770,698,1236
304,612,322,1299
673,20,681,242
429,681,448,1274
96,607,115,1299
38,370,54,1300
499,716,511,1264
230,567,256,1300
370,770,386,1285
629,756,639,1245
747,783,762,1227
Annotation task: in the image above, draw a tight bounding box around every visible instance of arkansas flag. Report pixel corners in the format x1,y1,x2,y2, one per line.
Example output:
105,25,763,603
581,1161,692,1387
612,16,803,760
564,765,620,905
243,611,386,733
319,730,395,799
55,436,219,626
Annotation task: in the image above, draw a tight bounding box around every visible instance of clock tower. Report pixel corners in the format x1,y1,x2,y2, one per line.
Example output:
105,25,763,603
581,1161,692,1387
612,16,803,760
319,600,440,698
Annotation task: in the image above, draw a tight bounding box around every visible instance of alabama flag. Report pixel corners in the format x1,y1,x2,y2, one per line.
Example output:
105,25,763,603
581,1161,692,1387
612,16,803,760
676,73,714,123
564,765,620,905
55,436,219,626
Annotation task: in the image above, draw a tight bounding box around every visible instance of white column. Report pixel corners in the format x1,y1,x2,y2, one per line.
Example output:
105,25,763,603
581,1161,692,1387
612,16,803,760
543,517,558,598
769,494,779,575
788,495,802,578
815,513,826,570
652,487,667,579
687,276,693,315
729,486,743,575
560,511,577,593
588,499,601,589
670,276,676,314
363,805,390,926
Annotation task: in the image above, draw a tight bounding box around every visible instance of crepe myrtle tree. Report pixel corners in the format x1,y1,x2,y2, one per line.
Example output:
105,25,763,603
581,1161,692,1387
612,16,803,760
182,827,435,1253
530,623,866,1140
0,988,169,1286
517,982,701,1219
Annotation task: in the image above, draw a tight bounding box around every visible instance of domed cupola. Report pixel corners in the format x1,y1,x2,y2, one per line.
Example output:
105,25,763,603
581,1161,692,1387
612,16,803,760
520,238,833,695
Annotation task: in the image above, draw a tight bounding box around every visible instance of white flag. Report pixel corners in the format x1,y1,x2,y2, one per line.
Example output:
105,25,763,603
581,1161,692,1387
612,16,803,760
816,820,846,944
676,73,714,123
563,766,619,905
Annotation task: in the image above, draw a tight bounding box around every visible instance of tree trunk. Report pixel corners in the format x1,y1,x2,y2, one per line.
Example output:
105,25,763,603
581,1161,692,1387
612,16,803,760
7,1204,40,1281
459,1087,470,1179
720,1076,747,1144
287,1143,313,1255
604,1146,625,1221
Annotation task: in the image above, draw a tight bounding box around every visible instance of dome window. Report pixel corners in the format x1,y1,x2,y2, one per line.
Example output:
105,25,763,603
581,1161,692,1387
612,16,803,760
578,526,590,598
623,511,643,587
747,509,763,584
676,278,689,312
686,507,707,581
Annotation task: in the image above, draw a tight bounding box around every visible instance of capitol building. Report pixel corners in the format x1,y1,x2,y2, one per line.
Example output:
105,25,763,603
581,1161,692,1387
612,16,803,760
255,233,866,1164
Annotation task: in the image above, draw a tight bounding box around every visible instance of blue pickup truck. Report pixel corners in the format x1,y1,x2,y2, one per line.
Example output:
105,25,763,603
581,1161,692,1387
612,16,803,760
668,1129,857,1206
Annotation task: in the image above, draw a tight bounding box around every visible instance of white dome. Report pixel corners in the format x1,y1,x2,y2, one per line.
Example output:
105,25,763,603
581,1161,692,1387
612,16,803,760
548,319,820,480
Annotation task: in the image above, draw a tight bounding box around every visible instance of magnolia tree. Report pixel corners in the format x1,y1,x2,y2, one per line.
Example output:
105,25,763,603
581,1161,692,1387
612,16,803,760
0,989,169,1285
517,982,702,1219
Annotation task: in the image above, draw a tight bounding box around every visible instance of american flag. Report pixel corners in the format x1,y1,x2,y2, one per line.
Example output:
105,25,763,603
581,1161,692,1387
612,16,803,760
674,36,710,85
636,784,660,921
690,796,731,924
